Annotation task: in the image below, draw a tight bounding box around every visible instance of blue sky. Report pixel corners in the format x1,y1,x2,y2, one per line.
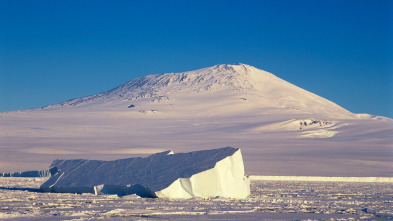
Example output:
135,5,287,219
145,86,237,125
1,0,392,117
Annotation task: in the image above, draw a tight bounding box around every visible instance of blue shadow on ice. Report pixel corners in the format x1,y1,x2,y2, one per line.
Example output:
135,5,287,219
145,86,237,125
0,186,42,192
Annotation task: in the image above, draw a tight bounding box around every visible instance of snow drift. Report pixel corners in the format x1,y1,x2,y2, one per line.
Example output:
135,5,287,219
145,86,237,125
40,147,250,199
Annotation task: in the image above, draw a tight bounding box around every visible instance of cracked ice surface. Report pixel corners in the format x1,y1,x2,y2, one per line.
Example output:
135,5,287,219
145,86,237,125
0,178,392,220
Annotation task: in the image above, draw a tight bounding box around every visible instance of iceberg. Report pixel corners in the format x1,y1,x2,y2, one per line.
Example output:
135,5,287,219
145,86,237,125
0,170,50,177
40,147,250,199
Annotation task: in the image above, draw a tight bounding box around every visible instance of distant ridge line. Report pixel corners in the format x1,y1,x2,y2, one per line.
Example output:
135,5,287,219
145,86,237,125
249,176,393,183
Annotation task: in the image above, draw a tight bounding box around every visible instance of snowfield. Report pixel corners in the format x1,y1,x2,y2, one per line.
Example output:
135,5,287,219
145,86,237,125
0,63,392,219
1,64,392,177
0,177,392,220
250,176,393,183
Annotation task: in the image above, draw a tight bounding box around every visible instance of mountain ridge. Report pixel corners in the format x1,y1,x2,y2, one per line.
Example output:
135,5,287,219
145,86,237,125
42,63,353,118
47,64,274,107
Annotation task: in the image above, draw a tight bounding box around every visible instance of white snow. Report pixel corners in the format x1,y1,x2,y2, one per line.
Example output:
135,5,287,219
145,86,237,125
0,177,392,220
249,176,393,183
40,147,250,199
0,63,392,177
1,63,391,220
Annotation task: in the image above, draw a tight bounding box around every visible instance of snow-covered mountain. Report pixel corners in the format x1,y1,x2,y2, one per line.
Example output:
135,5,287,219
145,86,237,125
45,64,351,118
1,64,392,176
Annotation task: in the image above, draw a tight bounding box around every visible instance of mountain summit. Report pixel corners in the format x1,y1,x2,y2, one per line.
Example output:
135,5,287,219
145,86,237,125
47,63,351,118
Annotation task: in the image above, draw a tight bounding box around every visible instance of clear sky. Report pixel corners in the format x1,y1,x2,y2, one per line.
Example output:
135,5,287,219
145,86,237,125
1,0,392,117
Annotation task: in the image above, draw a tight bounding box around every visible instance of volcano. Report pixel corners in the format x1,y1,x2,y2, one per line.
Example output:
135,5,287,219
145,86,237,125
1,64,392,176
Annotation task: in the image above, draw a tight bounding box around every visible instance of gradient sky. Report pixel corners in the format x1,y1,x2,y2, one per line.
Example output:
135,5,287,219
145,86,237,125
1,0,392,117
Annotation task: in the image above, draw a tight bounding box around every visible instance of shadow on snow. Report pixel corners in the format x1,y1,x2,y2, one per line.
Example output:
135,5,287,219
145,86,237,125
0,186,42,192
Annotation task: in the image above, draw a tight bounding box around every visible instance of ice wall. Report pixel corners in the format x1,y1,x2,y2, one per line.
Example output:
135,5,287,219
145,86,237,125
156,148,250,198
0,170,50,177
40,147,250,198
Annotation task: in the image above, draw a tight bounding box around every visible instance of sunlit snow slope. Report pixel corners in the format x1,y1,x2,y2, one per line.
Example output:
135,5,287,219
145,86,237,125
1,64,392,176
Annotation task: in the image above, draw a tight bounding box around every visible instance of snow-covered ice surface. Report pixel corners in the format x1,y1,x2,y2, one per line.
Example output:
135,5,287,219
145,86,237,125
250,176,393,182
0,64,392,176
41,147,250,199
0,177,392,220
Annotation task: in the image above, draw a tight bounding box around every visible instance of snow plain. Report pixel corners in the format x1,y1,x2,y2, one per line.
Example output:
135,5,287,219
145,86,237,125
0,177,392,220
1,64,392,176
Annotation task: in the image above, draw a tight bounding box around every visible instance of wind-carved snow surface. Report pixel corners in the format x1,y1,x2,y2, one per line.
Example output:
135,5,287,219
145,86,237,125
1,178,392,220
0,63,392,177
40,147,250,199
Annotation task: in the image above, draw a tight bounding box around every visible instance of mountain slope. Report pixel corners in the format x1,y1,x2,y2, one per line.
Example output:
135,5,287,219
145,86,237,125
0,64,392,176
45,64,352,118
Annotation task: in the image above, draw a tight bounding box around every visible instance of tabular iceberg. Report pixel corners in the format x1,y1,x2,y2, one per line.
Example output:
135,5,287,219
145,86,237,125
0,170,50,177
40,147,250,199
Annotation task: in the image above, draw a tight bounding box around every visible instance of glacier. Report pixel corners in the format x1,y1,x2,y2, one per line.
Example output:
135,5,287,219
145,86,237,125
40,147,250,199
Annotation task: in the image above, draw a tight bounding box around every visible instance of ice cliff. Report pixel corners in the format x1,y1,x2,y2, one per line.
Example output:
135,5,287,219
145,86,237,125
0,170,50,177
40,147,250,199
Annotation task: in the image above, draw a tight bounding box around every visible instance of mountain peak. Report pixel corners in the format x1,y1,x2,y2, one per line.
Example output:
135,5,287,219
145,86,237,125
44,64,351,118
113,63,275,94
45,64,283,109
208,63,258,73
210,63,247,68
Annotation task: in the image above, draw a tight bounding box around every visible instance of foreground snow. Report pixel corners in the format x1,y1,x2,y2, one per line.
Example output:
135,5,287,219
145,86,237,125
250,176,393,183
0,177,391,220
